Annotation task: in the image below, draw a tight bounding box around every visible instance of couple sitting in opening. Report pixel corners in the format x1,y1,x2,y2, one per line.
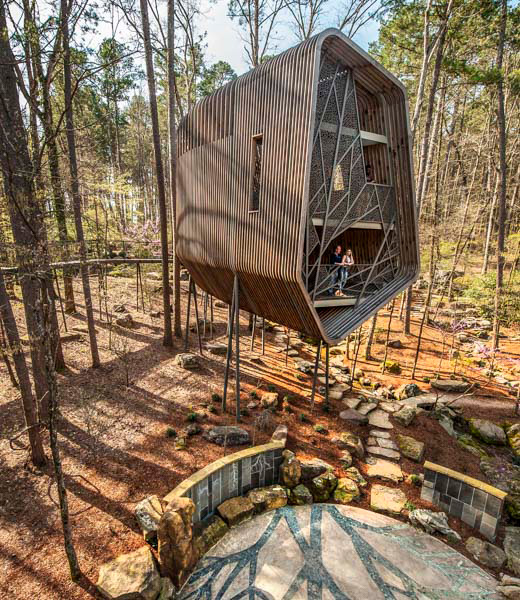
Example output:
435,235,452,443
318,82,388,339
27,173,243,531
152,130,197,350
328,245,354,296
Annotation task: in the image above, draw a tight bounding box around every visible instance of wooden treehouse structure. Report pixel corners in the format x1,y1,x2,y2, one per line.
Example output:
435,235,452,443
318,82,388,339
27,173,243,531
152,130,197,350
177,29,419,346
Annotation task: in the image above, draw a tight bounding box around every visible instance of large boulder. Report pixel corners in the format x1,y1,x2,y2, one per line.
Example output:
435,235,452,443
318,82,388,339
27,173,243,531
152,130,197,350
203,426,250,446
158,497,198,588
205,342,227,356
247,485,287,513
135,495,164,541
97,546,161,600
114,314,135,329
333,478,360,504
397,434,425,462
309,471,338,502
396,383,421,400
409,509,460,543
504,527,520,576
288,484,313,505
506,477,520,521
469,418,507,445
217,496,254,527
370,485,407,515
431,379,471,393
393,406,417,427
300,458,334,482
194,515,228,557
279,450,301,488
331,432,364,458
261,392,278,409
496,575,520,600
465,536,506,569
507,423,520,457
174,353,200,369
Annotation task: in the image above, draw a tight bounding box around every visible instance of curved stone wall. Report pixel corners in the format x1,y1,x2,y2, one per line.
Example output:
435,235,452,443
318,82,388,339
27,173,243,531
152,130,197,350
164,433,286,524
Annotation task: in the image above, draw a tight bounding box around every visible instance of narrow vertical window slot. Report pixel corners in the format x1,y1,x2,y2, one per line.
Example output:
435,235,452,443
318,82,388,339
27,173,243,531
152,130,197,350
250,134,263,211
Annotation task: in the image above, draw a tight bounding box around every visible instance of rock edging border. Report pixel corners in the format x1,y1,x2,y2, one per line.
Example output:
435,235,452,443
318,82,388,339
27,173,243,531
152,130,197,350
163,426,287,523
421,460,506,541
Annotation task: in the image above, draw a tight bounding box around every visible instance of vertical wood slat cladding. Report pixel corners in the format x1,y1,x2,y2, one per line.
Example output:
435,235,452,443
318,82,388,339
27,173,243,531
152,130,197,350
176,29,419,344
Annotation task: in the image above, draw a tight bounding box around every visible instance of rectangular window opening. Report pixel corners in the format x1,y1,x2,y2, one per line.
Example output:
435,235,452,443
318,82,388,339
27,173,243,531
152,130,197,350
250,135,263,212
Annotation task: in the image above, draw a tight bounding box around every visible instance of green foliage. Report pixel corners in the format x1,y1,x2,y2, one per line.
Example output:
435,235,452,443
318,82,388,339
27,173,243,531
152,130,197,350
199,61,236,97
313,424,327,434
267,384,276,392
299,413,310,423
462,272,520,326
166,427,177,438
249,390,259,399
186,411,198,423
211,393,222,403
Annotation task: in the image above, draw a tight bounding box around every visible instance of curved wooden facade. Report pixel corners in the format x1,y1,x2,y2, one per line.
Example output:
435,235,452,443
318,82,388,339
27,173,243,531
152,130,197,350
176,29,419,344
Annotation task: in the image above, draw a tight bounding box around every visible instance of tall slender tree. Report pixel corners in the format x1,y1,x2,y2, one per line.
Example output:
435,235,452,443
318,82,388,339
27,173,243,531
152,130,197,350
61,0,100,367
139,0,173,346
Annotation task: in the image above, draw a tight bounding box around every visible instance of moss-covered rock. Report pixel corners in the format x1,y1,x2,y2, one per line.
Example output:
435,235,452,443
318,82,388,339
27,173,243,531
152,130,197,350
344,467,367,487
505,478,520,522
309,471,338,502
288,484,313,505
194,515,228,556
469,418,507,445
333,478,360,504
382,360,401,375
247,485,288,513
456,434,489,459
507,423,520,457
397,434,425,462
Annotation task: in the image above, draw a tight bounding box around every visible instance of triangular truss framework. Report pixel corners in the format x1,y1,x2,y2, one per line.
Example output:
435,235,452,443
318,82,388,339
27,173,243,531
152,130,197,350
303,56,400,306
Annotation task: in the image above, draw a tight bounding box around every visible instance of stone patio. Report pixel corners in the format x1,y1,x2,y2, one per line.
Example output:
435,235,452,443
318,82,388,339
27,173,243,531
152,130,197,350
178,504,499,599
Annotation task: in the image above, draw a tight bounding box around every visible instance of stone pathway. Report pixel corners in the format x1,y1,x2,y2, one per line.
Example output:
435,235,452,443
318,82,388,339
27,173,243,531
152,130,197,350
179,505,498,599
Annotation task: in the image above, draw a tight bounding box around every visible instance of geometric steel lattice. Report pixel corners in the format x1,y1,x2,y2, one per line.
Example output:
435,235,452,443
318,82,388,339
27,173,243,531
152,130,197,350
304,55,400,306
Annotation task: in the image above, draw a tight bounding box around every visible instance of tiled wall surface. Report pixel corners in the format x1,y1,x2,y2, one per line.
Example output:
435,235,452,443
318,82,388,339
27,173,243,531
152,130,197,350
420,462,505,540
183,447,284,523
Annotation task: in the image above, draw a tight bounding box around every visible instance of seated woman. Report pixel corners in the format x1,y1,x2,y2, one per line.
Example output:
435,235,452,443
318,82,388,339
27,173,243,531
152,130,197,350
340,249,354,294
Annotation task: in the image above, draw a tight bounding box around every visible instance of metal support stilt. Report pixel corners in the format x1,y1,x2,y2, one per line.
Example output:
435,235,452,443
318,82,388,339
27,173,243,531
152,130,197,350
234,274,241,422
285,328,290,366
209,295,214,338
136,264,140,311
325,343,330,408
223,285,236,413
192,279,203,355
250,314,257,352
310,339,322,411
261,317,265,355
184,275,193,351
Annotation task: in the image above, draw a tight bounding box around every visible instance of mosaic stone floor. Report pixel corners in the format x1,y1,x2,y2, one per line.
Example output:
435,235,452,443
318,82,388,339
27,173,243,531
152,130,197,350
179,505,499,600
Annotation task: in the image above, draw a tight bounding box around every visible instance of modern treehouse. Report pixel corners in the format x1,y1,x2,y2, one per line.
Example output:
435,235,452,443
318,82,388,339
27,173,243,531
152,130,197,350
176,29,419,345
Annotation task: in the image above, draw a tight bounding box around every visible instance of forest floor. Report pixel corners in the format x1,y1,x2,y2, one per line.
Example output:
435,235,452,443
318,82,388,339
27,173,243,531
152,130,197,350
0,269,519,599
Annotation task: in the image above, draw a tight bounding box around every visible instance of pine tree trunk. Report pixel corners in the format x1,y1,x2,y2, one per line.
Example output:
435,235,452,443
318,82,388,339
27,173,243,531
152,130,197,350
492,0,508,350
0,272,46,466
140,0,173,346
61,0,100,367
39,295,80,581
168,0,182,338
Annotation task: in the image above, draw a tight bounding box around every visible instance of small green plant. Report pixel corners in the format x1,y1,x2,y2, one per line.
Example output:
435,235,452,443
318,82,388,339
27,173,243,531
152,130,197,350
208,405,218,414
249,390,259,399
322,403,330,413
166,427,177,438
405,500,417,512
211,393,222,403
299,413,310,423
241,407,250,417
313,424,327,434
186,411,198,422
422,376,431,383
267,384,276,393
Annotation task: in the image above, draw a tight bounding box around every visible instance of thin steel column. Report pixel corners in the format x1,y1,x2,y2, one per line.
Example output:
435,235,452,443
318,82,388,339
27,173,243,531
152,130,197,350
184,275,193,351
223,290,236,413
192,279,203,355
325,343,330,408
234,275,241,422
310,339,322,411
250,314,257,352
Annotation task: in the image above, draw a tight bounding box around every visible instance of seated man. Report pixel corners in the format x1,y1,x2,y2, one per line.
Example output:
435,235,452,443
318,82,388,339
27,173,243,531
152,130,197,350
328,245,343,296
